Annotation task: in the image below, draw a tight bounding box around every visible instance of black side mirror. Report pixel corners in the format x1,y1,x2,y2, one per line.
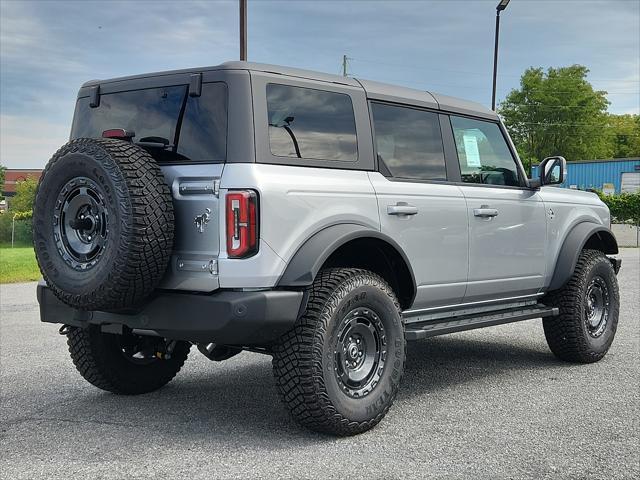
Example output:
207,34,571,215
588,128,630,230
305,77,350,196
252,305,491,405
540,156,567,186
529,156,567,188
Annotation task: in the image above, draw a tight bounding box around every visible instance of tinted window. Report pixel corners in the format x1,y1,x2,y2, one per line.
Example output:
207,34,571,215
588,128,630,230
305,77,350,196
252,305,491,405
178,83,227,161
71,83,227,163
266,84,357,161
450,116,520,187
372,103,446,181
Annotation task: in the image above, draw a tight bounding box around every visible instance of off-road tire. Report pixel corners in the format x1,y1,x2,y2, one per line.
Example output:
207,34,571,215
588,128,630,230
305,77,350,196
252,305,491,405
543,249,619,363
272,268,406,436
67,326,190,394
33,138,174,311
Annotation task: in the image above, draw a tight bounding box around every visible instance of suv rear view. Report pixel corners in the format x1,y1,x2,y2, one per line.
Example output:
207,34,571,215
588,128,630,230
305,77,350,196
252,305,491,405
34,62,621,436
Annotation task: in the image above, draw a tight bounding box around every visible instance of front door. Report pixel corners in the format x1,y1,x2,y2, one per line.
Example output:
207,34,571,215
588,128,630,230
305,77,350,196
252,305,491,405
449,115,546,302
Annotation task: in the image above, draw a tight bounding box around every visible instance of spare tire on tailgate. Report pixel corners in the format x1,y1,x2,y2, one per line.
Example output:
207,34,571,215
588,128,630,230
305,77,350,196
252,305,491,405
33,138,174,312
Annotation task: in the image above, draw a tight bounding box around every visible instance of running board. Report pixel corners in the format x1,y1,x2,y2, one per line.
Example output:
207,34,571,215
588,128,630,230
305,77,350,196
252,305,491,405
404,303,559,341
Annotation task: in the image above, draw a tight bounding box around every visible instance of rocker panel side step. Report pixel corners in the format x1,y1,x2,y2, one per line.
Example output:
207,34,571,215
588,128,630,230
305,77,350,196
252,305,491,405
404,304,559,341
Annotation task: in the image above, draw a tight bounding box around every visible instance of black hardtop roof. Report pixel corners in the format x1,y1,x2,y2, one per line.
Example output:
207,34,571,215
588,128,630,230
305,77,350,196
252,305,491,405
81,61,497,120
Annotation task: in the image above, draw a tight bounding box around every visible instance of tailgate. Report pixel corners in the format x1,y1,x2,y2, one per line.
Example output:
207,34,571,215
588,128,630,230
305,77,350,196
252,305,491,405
158,164,224,292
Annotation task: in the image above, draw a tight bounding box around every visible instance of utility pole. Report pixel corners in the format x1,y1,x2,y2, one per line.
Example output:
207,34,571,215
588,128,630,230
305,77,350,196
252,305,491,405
240,0,247,61
342,54,348,77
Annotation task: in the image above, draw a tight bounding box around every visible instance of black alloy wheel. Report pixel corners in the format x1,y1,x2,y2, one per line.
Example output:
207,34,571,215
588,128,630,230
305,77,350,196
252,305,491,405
54,177,109,271
334,307,387,398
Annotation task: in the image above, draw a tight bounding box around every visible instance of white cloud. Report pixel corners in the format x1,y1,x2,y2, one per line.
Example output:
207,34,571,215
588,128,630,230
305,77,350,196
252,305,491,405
0,115,70,168
0,1,87,75
0,0,637,169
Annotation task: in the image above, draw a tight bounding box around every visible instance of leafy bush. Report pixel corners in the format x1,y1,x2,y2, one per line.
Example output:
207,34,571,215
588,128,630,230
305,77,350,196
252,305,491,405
13,210,32,221
10,177,38,212
597,192,640,225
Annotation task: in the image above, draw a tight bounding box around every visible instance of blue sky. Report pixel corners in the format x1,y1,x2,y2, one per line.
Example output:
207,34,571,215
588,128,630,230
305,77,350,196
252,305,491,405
1,0,638,168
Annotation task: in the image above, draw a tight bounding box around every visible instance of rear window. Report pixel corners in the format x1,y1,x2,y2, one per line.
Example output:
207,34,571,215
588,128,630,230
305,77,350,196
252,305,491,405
266,83,357,162
71,83,227,163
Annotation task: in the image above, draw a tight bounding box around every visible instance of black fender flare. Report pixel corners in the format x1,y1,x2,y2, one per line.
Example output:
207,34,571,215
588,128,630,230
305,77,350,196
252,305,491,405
548,222,618,291
277,223,417,301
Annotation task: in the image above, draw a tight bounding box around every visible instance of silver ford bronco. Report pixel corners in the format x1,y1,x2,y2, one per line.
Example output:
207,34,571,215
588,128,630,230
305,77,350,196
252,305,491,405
34,61,621,436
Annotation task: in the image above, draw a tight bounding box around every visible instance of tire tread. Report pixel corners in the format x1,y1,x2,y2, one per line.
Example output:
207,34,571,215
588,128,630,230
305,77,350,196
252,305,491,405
543,249,619,363
66,327,189,394
272,268,405,436
34,138,174,311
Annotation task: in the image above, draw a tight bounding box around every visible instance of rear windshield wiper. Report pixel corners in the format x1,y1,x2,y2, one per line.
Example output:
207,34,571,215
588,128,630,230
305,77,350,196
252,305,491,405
135,136,174,149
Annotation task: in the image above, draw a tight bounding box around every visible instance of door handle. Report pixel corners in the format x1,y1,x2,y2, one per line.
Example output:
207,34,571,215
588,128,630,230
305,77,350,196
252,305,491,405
387,203,418,216
473,206,499,218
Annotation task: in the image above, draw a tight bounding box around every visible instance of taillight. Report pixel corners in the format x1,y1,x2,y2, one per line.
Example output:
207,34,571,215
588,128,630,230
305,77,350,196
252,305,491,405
226,190,258,258
102,129,135,140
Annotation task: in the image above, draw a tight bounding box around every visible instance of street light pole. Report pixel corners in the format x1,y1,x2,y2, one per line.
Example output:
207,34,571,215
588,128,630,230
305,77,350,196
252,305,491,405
491,0,510,111
240,0,247,61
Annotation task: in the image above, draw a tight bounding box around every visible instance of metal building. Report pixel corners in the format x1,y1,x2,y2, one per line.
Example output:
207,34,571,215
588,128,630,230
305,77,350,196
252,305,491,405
532,158,640,194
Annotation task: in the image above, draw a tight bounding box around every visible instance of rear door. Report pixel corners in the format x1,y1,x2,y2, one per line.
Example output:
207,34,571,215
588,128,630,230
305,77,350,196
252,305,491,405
448,115,546,302
367,102,468,310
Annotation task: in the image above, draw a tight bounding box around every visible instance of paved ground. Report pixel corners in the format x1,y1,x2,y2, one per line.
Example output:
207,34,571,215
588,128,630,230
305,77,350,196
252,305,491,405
1,249,638,480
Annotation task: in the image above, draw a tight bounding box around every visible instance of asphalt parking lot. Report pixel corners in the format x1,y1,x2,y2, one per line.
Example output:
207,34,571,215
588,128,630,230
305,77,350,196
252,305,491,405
1,249,638,480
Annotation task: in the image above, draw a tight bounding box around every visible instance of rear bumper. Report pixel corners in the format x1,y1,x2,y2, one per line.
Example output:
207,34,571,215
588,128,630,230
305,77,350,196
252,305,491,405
37,282,303,346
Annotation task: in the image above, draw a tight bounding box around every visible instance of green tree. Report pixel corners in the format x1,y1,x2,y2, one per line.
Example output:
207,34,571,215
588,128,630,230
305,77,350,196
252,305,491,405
606,114,640,159
10,177,38,212
499,65,613,171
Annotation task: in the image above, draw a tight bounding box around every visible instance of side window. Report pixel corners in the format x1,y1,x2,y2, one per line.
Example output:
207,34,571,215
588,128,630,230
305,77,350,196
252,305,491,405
371,103,446,181
266,83,357,161
450,116,521,187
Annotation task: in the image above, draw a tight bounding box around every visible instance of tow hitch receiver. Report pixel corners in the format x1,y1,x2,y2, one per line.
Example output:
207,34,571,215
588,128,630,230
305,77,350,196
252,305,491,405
198,343,242,361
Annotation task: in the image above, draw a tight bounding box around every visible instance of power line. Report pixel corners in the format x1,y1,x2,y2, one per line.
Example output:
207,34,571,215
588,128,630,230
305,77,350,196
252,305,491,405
519,131,640,137
347,73,491,91
505,104,611,108
513,121,637,127
349,70,639,96
512,90,638,95
349,57,640,84
523,129,640,133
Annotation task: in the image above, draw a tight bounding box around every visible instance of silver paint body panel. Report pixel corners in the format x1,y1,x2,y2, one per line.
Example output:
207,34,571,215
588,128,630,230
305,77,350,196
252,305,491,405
459,185,547,301
367,173,468,309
